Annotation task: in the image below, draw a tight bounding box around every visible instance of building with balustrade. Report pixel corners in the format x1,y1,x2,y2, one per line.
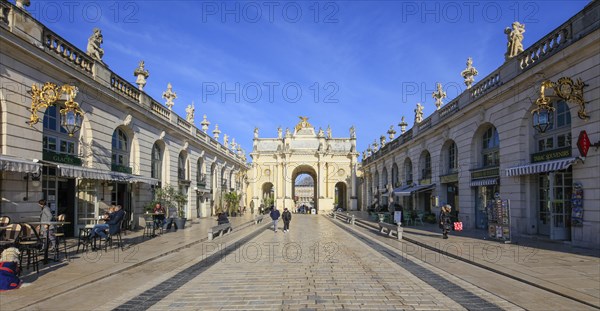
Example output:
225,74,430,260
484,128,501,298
360,2,600,248
0,2,248,236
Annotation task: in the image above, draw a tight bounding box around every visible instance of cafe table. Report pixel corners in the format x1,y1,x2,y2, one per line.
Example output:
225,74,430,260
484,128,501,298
145,213,165,236
26,221,71,264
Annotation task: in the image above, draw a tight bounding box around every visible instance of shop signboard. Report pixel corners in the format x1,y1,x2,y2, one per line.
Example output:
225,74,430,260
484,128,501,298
571,182,584,226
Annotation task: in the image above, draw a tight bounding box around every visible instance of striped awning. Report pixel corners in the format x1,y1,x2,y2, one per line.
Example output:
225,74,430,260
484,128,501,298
0,155,41,173
505,157,580,177
470,178,498,187
394,184,434,196
58,164,160,185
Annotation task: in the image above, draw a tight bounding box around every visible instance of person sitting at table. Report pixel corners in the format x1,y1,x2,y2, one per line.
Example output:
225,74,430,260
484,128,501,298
153,202,166,229
38,199,56,252
88,205,125,244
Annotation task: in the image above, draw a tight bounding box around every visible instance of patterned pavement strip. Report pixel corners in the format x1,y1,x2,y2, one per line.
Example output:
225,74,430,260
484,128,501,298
108,215,521,310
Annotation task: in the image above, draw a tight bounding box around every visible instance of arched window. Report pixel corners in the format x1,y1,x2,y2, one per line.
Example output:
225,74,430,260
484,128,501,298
448,142,458,173
197,158,206,186
43,106,77,156
420,151,431,180
112,129,129,169
382,167,388,189
404,159,413,185
151,143,162,180
178,152,187,180
536,101,571,152
482,127,499,167
391,163,399,187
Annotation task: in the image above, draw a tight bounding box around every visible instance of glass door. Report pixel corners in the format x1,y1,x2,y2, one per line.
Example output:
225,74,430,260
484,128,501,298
550,169,572,240
76,180,97,233
537,174,550,235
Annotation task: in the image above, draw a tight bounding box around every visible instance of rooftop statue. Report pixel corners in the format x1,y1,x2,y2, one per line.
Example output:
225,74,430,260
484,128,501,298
134,60,149,91
350,125,356,139
432,83,446,110
162,83,177,110
461,57,479,89
254,127,259,139
185,102,195,123
87,28,104,63
295,116,313,132
414,103,424,124
505,21,525,60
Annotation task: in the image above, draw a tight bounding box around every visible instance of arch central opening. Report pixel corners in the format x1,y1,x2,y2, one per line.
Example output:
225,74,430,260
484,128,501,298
291,165,317,213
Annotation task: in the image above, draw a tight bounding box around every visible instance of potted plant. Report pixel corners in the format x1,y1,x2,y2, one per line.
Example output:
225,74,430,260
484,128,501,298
153,184,188,229
224,191,240,217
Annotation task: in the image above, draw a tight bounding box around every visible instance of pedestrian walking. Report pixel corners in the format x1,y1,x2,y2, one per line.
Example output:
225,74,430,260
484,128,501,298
269,206,280,232
282,208,292,233
439,204,452,239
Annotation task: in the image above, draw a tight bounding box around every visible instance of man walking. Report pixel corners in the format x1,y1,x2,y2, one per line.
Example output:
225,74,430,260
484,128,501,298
282,208,292,233
269,206,280,233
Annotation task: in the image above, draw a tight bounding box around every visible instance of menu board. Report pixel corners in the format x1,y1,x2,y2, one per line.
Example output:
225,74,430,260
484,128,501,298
571,183,583,226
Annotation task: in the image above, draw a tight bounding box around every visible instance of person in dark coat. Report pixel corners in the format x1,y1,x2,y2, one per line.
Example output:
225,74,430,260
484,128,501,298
439,204,452,239
89,205,125,241
217,212,229,225
282,208,292,233
269,206,280,233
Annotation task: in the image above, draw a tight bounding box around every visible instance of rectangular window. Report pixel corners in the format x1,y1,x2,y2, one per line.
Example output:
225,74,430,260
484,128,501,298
44,136,57,151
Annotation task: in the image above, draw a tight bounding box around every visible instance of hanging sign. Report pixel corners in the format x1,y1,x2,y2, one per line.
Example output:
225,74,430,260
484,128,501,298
577,130,590,157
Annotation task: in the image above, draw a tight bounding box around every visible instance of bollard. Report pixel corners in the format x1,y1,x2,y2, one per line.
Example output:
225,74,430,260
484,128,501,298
397,225,403,240
351,215,355,225
333,213,336,220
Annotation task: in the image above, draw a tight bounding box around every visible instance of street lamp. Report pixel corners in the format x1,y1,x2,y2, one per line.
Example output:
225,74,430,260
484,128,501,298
27,82,84,137
531,81,555,134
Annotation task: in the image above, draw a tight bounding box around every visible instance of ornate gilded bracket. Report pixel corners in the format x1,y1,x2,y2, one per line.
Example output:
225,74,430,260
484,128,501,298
553,77,588,120
28,82,84,136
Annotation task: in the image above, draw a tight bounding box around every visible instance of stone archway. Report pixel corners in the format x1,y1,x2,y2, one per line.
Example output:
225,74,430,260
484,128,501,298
335,182,347,211
292,165,317,212
247,117,359,214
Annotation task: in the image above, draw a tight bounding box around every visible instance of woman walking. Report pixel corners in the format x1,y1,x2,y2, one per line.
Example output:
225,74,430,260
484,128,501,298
282,208,292,233
439,204,452,239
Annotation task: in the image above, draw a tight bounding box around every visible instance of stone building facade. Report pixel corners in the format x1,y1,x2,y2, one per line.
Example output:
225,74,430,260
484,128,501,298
361,2,600,248
0,2,248,235
247,118,359,213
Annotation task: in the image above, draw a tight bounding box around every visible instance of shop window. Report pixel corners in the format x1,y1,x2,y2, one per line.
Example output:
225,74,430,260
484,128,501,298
43,106,77,155
535,101,571,153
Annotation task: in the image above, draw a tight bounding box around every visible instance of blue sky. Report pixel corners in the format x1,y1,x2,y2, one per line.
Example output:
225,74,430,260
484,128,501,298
25,1,589,159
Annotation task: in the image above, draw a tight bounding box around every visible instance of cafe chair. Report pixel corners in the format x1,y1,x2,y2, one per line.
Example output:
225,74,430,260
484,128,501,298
53,214,68,260
415,213,425,226
0,216,10,227
17,223,42,274
402,212,413,226
76,227,92,254
140,216,153,239
102,213,125,252
0,223,21,252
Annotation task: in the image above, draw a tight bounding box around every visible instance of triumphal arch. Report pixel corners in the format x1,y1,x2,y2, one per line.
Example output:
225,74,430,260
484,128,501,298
247,117,358,213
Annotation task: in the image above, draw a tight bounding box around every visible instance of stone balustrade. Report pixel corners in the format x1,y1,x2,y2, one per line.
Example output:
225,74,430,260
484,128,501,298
518,24,571,70
177,116,192,132
438,100,459,119
150,100,171,120
110,74,140,102
43,30,94,75
470,72,501,99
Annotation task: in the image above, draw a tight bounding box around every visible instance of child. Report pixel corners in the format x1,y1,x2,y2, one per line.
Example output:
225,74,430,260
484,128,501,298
0,247,23,291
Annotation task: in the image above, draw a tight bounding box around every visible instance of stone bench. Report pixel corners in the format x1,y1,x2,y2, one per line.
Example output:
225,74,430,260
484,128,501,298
208,223,232,241
333,212,355,225
378,222,402,240
254,215,265,224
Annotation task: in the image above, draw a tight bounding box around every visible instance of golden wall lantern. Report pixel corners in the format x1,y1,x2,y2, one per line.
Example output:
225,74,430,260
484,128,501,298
27,82,84,137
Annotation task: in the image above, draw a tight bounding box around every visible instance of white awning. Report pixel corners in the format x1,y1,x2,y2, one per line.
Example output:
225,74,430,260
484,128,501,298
58,164,160,185
470,178,498,187
505,157,581,177
394,184,434,196
0,155,41,173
